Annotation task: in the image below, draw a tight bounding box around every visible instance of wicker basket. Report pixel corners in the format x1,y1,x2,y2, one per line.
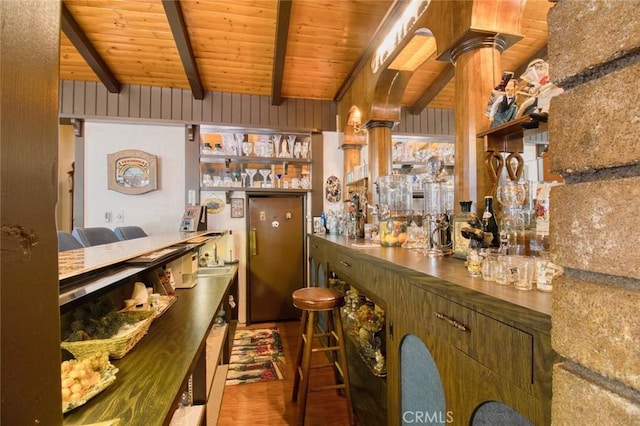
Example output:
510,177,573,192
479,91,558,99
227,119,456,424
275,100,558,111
61,310,154,359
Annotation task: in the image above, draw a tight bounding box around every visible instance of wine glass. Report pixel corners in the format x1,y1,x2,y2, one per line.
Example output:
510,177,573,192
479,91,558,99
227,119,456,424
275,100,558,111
496,180,529,254
273,135,281,158
234,133,244,156
221,133,236,155
301,140,309,159
245,168,257,188
275,173,282,188
294,141,302,158
241,141,253,157
240,172,247,188
258,169,271,187
287,135,296,158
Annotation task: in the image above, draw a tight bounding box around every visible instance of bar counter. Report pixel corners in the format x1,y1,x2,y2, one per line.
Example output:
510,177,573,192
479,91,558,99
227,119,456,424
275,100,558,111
60,230,237,425
312,233,552,317
309,233,559,425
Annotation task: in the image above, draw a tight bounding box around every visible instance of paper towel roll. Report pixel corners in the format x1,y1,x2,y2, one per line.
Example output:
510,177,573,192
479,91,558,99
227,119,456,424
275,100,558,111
131,282,149,305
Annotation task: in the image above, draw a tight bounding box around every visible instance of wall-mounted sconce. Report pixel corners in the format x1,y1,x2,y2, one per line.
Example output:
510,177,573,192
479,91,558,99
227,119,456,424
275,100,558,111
347,106,363,134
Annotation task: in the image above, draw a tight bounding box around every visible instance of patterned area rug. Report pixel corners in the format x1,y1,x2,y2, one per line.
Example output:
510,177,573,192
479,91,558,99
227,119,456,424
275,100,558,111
225,328,285,386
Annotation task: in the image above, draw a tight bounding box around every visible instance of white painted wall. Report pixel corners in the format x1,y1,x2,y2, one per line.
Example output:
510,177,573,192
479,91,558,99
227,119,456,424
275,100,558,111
83,122,186,235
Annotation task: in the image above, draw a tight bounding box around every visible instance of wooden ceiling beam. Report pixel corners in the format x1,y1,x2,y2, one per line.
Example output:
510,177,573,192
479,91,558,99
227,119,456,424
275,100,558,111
162,0,204,100
60,2,120,93
333,0,408,103
271,0,293,106
408,63,455,114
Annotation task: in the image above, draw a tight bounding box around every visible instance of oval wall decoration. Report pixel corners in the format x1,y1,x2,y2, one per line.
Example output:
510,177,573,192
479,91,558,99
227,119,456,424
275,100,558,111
107,149,158,195
325,175,341,203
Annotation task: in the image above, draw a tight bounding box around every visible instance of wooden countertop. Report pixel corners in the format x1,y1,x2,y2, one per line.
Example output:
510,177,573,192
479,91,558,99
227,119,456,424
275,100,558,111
59,230,225,280
311,234,552,318
63,266,237,425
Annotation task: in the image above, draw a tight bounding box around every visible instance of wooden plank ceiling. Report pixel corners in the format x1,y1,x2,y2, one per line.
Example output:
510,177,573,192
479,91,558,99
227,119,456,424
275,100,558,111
59,0,552,111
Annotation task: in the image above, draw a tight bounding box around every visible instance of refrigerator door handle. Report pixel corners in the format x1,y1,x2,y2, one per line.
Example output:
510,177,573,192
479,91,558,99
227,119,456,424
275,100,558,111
250,228,257,256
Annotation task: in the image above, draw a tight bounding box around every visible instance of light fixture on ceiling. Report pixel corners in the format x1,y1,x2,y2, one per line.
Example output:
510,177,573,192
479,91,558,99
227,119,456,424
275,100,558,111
371,0,431,74
388,29,437,72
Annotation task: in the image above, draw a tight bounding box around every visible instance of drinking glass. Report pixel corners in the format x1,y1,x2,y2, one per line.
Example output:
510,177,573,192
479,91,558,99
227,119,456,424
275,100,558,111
241,141,253,157
221,133,236,155
275,173,282,188
301,140,309,159
294,142,302,158
258,169,271,187
245,168,257,187
496,180,529,253
234,133,244,156
287,135,296,158
273,134,281,158
240,172,247,188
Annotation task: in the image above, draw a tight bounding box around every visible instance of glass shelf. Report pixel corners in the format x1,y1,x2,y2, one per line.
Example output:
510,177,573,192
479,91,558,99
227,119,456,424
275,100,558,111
199,128,313,193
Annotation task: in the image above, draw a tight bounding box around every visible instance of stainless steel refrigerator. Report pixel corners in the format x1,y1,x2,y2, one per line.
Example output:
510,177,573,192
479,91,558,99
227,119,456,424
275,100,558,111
247,195,305,323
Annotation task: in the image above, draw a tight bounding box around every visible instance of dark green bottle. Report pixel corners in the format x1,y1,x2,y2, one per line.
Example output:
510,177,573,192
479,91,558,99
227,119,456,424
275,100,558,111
482,196,499,248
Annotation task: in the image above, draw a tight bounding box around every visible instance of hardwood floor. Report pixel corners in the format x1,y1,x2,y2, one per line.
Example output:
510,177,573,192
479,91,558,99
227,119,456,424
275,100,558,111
217,320,353,425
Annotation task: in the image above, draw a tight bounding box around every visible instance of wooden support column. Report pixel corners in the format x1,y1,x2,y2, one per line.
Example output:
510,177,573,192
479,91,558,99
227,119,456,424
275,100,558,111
451,37,505,212
343,145,363,184
366,121,395,196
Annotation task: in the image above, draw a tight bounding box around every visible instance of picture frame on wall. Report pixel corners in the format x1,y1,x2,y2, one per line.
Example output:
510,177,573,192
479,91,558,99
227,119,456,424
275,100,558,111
313,216,324,234
230,198,244,218
107,149,158,195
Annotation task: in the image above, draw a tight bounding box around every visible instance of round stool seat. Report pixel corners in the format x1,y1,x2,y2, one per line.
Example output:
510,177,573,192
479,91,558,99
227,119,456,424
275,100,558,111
292,287,344,311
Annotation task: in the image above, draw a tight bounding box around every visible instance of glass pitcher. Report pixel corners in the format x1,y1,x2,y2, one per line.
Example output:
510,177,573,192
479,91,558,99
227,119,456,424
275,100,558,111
377,175,413,247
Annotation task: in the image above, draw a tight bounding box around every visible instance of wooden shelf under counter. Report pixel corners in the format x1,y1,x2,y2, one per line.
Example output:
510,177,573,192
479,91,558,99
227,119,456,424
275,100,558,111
63,267,238,426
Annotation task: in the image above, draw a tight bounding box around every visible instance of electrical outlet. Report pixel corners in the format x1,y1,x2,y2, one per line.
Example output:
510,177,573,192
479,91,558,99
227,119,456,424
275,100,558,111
115,211,124,223
104,211,112,222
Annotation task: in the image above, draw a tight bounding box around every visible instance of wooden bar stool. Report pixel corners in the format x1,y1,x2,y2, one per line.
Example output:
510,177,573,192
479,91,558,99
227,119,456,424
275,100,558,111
291,287,355,425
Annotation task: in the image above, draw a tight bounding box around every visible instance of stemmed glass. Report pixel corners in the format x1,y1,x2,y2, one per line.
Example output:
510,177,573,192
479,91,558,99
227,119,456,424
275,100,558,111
273,135,281,158
258,169,271,187
275,173,283,188
240,172,247,188
241,141,253,157
287,135,296,158
294,142,302,158
245,168,257,188
301,139,309,159
234,133,244,156
496,180,529,254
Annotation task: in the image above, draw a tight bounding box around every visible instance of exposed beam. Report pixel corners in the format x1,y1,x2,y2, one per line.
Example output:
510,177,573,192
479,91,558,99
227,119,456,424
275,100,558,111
271,0,293,106
60,2,120,93
408,63,455,114
333,0,408,102
513,44,548,80
162,0,204,100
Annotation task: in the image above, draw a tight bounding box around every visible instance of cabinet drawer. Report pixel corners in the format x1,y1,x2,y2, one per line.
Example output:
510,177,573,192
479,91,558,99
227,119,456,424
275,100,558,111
329,250,362,282
428,290,533,390
308,240,325,267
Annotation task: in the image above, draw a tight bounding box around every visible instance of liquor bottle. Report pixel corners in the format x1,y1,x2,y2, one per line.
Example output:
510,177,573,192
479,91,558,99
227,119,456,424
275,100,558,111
482,196,499,248
452,201,473,259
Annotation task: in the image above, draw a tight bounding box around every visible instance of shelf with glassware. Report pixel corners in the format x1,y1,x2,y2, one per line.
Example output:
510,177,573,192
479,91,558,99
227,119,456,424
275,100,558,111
392,135,454,204
344,177,368,202
199,130,312,192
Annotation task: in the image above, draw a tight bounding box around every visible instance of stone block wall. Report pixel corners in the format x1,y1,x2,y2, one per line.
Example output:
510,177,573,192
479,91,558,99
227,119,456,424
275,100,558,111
546,0,640,424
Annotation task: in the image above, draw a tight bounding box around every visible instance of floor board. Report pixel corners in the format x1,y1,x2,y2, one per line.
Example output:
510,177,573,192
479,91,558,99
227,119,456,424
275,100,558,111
216,320,353,425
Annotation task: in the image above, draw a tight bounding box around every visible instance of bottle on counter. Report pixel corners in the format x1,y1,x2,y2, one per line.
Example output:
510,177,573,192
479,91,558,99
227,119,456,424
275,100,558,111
482,196,499,248
452,201,473,259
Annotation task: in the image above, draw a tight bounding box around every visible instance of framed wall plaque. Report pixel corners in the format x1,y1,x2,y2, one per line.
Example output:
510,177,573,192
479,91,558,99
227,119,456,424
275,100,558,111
230,198,244,218
107,149,158,195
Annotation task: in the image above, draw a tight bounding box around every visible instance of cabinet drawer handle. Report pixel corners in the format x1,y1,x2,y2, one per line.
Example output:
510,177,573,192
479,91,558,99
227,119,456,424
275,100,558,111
340,261,351,268
434,312,469,332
